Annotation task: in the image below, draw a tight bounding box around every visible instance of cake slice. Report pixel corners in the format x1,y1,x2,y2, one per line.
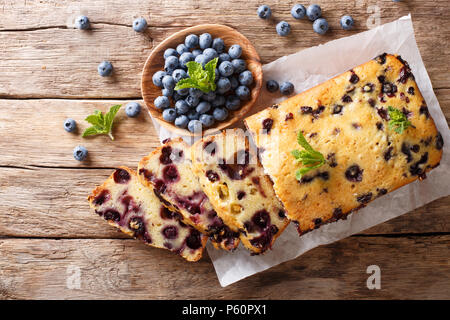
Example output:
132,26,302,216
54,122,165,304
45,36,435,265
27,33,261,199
88,166,207,261
244,53,443,235
137,138,240,251
190,129,290,254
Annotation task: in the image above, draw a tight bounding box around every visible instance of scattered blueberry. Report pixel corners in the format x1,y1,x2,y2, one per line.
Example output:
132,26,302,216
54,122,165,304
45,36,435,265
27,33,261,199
192,49,203,58
125,102,141,117
189,88,203,99
73,146,88,161
132,17,147,32
162,88,173,97
64,118,76,132
212,38,225,53
257,5,272,19
202,91,216,102
291,4,306,19
219,53,231,63
152,71,167,87
187,109,200,120
188,120,202,133
239,70,253,86
75,15,90,30
154,96,170,110
276,21,291,36
175,115,189,128
175,100,190,114
162,108,177,122
266,80,279,92
236,85,251,100
340,15,354,30
199,33,212,49
194,54,208,67
225,95,241,110
97,61,113,77
179,52,194,68
199,114,215,127
313,18,329,35
203,48,218,62
306,4,322,21
280,82,294,95
228,45,242,59
217,77,232,94
218,61,234,77
196,101,211,114
186,95,200,108
172,69,188,83
165,56,179,71
185,34,199,49
231,59,246,74
164,48,179,59
162,75,175,90
176,43,189,55
212,95,226,108
213,107,228,121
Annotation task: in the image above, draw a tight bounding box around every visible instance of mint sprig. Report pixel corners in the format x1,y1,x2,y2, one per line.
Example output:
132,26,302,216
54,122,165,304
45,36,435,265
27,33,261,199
388,106,412,134
82,104,121,140
291,130,326,181
174,58,218,93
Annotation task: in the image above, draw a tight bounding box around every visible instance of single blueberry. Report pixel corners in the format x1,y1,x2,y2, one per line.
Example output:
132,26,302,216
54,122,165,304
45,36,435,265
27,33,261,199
225,95,241,110
239,70,253,86
162,108,177,122
75,15,90,30
189,88,203,99
165,56,179,71
152,71,167,87
228,45,242,59
97,61,113,77
219,61,234,77
188,120,203,133
176,43,189,55
340,15,354,30
217,77,232,94
175,115,189,128
229,76,239,89
73,146,88,161
64,118,77,132
291,4,306,19
195,54,208,67
203,48,218,62
162,75,175,90
213,107,228,121
172,91,183,101
186,95,200,107
191,50,202,59
177,88,189,96
202,91,216,102
235,85,251,100
212,95,226,108
219,53,231,63
257,5,272,19
199,33,212,49
231,59,246,74
187,109,200,120
185,34,199,49
172,69,188,83
199,114,215,127
132,17,147,32
125,102,141,117
276,21,291,36
212,38,225,53
266,80,279,92
313,18,329,35
306,4,322,21
154,96,170,110
162,88,173,97
280,81,294,95
179,52,194,68
196,101,211,114
175,100,190,114
164,48,179,59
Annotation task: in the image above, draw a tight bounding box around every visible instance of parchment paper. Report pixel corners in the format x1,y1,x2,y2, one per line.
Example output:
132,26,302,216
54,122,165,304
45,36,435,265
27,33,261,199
149,15,450,287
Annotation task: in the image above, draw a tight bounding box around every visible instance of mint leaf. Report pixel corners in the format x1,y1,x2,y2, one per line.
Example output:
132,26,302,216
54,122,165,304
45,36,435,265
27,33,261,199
388,106,412,134
291,130,326,181
204,58,218,87
175,78,202,91
82,104,121,140
174,59,218,93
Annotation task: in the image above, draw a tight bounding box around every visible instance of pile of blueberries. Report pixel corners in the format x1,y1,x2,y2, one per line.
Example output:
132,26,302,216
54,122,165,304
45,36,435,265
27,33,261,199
152,33,254,133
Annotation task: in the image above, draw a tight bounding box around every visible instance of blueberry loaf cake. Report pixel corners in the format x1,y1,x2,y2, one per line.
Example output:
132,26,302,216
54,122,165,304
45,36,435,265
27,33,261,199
88,166,207,261
244,53,443,235
138,138,240,251
190,129,290,254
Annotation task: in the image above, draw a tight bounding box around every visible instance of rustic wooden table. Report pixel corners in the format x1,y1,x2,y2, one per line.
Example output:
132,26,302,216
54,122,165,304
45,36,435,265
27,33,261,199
0,0,448,300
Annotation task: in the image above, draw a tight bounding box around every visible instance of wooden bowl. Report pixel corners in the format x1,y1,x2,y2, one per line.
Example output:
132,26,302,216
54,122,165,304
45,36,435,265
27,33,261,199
141,24,262,136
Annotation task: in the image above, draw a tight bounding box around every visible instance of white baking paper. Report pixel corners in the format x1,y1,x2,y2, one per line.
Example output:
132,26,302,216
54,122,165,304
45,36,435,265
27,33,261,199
149,15,450,287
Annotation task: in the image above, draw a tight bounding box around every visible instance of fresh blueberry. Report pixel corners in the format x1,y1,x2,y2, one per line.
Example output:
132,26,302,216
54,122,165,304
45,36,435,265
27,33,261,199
165,56,179,71
154,96,170,110
230,76,239,89
177,88,189,96
172,91,183,101
176,43,189,55
164,48,179,59
212,38,225,54
73,146,88,161
196,101,211,114
75,15,90,30
175,115,189,128
194,54,208,67
218,61,234,77
64,118,76,132
228,45,242,59
199,33,212,49
257,5,272,19
185,34,199,49
213,107,228,121
152,71,167,87
199,114,215,127
306,4,321,21
217,77,232,94
212,95,226,108
132,17,147,32
188,120,202,133
162,88,173,97
340,15,354,30
291,4,306,19
280,81,294,95
186,95,200,108
225,95,241,110
187,109,200,120
179,52,194,68
162,75,175,90
266,80,279,92
189,88,203,99
214,68,219,82
219,53,231,63
97,61,113,77
192,49,203,58
172,69,188,83
239,70,253,86
235,85,251,100
162,108,177,122
276,21,291,36
313,18,328,35
231,59,246,74
202,91,216,102
175,100,190,114
203,48,218,62
125,102,141,117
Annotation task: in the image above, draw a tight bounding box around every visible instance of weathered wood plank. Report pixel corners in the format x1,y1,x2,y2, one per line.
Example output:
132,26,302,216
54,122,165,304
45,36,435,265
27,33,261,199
0,0,448,98
0,166,448,239
0,236,448,299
